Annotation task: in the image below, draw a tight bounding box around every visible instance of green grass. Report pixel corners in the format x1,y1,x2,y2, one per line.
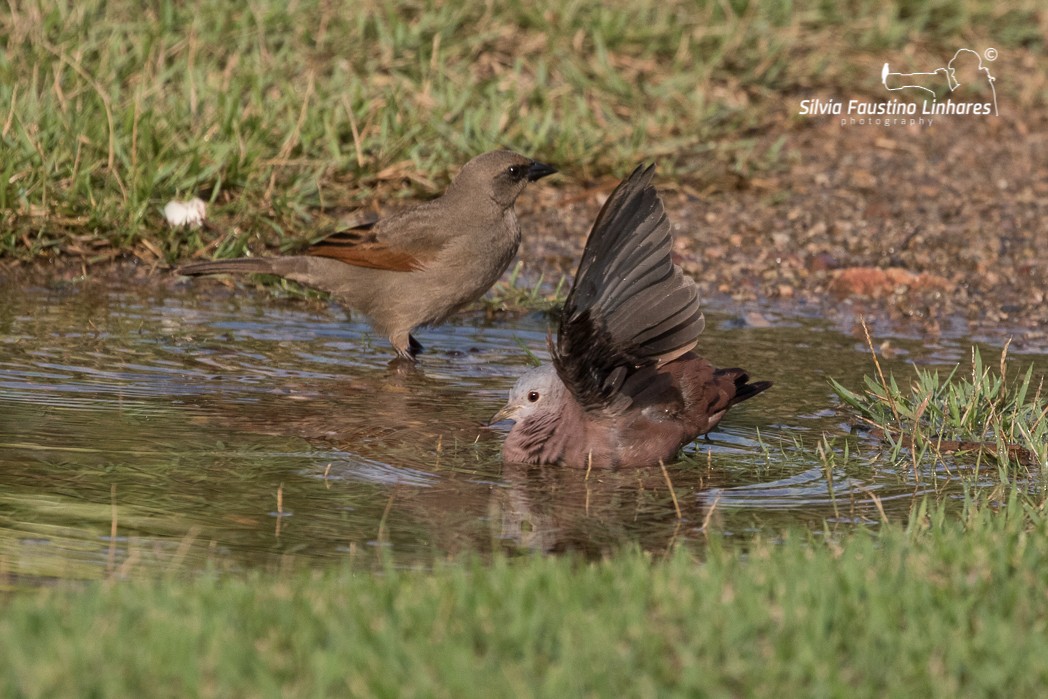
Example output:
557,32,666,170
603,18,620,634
3,493,1048,697
2,0,1044,263
481,260,568,316
831,343,1048,475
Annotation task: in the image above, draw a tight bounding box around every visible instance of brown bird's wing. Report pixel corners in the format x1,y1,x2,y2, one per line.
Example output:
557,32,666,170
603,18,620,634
307,209,447,272
553,164,705,413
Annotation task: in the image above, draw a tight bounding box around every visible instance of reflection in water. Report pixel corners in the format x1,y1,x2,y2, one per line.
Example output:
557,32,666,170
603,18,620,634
0,275,1043,586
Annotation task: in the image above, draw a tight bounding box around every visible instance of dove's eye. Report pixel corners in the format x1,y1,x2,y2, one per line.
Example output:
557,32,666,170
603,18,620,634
527,391,540,402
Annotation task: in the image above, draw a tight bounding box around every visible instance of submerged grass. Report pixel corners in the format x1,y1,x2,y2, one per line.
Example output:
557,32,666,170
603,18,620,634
2,0,1044,263
831,342,1048,475
481,260,567,316
3,493,1048,697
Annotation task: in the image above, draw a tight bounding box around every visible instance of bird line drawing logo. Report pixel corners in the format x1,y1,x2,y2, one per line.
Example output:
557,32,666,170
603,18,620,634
797,47,1000,126
881,48,998,116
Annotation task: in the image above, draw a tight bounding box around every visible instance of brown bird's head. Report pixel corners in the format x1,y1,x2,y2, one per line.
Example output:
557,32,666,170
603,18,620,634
491,364,567,425
448,150,557,209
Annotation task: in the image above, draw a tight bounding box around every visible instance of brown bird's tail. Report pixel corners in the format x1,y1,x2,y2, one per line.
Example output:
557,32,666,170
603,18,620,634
178,258,277,277
720,368,772,407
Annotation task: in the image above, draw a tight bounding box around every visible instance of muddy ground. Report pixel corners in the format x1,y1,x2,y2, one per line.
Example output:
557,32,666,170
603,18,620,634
520,110,1047,351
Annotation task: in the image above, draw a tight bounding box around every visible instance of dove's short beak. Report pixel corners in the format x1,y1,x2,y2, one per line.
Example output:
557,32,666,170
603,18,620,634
489,404,520,426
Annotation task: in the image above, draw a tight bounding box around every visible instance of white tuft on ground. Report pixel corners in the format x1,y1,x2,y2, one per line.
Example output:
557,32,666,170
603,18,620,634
163,198,207,228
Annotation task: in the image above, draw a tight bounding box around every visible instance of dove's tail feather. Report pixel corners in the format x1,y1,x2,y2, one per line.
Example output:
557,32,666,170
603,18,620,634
725,372,773,408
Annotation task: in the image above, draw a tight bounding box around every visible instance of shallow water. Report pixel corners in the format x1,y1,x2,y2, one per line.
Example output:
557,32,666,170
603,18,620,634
0,275,1044,585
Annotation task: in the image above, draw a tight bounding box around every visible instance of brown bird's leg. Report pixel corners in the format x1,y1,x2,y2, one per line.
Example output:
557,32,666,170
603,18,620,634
408,334,424,356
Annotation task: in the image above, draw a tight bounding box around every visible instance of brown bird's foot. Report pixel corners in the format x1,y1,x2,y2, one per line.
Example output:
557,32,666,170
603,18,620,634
389,332,423,361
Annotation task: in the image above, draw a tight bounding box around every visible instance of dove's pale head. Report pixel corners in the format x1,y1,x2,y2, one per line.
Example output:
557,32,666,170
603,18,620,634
491,364,568,424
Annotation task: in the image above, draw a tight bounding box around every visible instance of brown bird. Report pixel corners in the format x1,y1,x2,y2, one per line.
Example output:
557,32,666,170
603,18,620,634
492,164,771,468
179,150,556,360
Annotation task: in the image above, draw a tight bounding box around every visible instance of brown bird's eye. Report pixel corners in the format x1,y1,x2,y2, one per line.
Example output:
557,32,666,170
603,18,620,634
507,165,522,178
527,390,540,402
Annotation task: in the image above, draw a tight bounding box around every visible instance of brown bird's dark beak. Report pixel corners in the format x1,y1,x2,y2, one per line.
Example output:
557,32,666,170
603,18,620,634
526,161,557,182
